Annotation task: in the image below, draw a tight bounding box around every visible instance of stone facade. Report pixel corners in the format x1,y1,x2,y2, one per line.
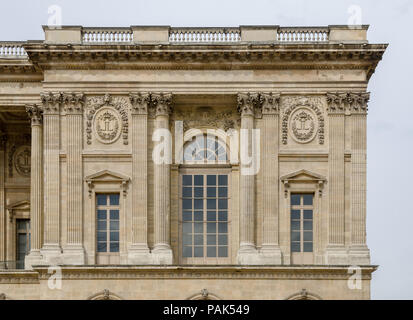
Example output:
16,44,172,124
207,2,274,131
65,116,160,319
0,25,387,300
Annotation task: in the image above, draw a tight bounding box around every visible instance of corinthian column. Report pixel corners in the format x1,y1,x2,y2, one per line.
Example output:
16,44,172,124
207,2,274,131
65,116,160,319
325,93,348,265
62,93,85,264
0,133,7,267
236,93,261,264
260,93,282,264
128,93,152,264
349,92,371,265
40,92,62,264
151,93,173,264
25,104,44,269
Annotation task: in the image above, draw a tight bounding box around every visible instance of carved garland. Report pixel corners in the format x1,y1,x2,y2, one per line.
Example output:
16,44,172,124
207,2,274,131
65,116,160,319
282,96,325,145
86,94,129,145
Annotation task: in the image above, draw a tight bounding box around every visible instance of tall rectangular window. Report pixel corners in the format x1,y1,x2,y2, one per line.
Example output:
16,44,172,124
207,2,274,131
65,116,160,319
16,219,30,269
181,174,229,261
290,194,313,253
96,194,120,253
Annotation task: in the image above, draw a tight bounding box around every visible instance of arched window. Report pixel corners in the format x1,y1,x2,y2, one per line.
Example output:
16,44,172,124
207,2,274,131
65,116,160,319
183,135,227,163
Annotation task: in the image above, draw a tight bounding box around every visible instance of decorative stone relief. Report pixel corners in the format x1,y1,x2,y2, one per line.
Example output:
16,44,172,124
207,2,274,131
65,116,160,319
282,96,325,145
237,92,262,117
327,92,370,114
86,94,129,145
13,145,31,177
7,134,30,178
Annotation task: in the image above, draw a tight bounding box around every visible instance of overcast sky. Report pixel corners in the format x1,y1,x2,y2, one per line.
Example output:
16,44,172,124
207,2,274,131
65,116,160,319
1,0,411,300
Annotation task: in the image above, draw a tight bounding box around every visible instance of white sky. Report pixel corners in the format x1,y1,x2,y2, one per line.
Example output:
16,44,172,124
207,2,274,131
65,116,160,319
1,0,411,299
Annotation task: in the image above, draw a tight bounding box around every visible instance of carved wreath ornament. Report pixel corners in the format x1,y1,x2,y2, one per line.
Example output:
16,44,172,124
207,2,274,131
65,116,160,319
93,108,121,144
290,109,316,143
14,146,31,177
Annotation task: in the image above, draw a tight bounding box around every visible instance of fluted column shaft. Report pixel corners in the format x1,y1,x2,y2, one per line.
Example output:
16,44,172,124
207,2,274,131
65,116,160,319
0,135,6,262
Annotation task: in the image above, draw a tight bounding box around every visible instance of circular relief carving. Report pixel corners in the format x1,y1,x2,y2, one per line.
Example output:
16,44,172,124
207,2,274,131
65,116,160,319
289,107,318,143
14,146,31,177
92,107,122,144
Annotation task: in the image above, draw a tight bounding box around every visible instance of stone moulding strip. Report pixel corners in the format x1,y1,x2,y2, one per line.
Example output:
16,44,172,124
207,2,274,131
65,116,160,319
26,265,377,281
0,271,39,284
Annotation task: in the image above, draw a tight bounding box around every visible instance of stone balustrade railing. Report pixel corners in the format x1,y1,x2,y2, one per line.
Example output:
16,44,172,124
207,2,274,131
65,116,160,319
0,42,27,57
82,27,133,43
277,27,329,42
169,28,241,43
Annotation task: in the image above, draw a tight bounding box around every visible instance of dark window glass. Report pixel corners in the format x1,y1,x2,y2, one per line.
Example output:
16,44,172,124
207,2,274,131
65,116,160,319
183,175,192,186
291,194,300,206
194,175,203,185
194,187,203,198
218,175,228,185
109,194,119,206
183,187,192,197
303,194,313,206
97,194,107,205
194,247,203,257
207,175,216,185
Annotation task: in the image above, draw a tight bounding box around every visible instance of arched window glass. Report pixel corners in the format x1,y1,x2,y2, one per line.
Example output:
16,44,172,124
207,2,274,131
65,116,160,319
183,135,227,163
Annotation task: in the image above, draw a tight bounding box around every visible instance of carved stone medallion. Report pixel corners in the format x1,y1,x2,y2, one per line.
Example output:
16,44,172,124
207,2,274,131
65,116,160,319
289,107,317,143
93,107,122,144
14,145,31,177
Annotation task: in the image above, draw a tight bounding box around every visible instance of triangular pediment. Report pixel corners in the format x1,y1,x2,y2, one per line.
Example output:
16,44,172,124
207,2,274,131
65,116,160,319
280,169,326,183
7,200,30,211
85,170,130,183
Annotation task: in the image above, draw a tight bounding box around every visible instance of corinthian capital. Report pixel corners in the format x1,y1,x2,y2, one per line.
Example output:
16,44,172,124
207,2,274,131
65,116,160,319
349,92,370,114
151,93,173,117
26,104,43,125
41,92,62,114
130,92,150,115
261,92,281,115
237,92,261,117
62,92,85,114
326,92,347,114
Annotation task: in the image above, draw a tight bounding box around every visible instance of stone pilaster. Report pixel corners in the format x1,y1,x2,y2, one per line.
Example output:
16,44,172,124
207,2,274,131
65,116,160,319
151,93,173,264
325,93,348,264
62,93,86,264
260,93,283,264
128,93,152,264
236,92,260,264
0,133,6,266
40,92,63,264
349,92,371,265
24,105,44,268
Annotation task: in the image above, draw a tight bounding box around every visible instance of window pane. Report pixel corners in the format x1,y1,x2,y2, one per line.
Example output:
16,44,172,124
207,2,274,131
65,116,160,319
110,242,119,252
110,232,119,241
110,210,119,220
218,246,228,257
207,211,216,221
304,210,313,219
207,223,216,233
97,231,106,242
291,210,300,220
207,235,216,245
303,194,313,206
218,199,227,209
218,187,227,197
207,246,216,257
110,221,119,231
194,223,203,234
291,194,300,206
183,222,192,234
183,246,192,257
207,175,216,185
109,194,119,206
194,187,203,198
97,210,106,220
183,211,192,222
194,235,203,245
303,221,313,231
183,187,192,197
194,211,203,221
207,199,216,209
218,235,227,245
218,223,227,233
194,175,203,185
183,175,192,186
183,234,192,245
291,221,300,231
194,247,203,257
218,211,227,222
291,242,300,252
97,242,107,252
207,187,216,197
97,194,107,205
303,242,313,252
218,175,228,186
304,231,313,241
291,231,300,242
194,199,203,209
183,199,192,209
97,221,106,231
